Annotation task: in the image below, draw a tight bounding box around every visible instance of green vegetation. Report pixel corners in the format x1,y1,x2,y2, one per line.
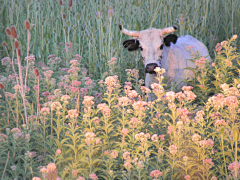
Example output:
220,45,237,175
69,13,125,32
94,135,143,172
0,0,240,179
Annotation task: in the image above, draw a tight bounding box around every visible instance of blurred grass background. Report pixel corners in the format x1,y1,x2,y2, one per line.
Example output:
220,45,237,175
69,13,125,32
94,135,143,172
0,0,239,81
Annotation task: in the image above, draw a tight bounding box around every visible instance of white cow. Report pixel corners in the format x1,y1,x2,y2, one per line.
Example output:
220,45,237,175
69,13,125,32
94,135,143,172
119,24,210,100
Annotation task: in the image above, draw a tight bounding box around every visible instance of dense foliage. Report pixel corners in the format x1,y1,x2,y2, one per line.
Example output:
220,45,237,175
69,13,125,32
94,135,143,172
0,0,240,180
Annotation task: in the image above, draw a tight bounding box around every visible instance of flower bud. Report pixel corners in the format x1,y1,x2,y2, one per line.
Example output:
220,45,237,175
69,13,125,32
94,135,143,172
233,128,239,141
220,127,224,135
24,20,30,30
17,49,21,56
2,41,6,46
62,13,66,19
33,68,40,77
11,26,17,38
69,0,72,7
59,0,62,5
5,28,11,36
0,83,4,89
14,40,19,49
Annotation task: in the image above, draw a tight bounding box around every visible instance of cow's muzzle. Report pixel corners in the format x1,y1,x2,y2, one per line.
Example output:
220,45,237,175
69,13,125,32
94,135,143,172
145,63,159,74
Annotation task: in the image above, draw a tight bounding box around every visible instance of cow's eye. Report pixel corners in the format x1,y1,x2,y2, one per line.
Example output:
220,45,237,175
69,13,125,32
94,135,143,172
160,44,163,50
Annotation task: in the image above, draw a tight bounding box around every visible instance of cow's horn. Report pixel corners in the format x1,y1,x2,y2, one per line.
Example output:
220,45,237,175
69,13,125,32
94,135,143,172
119,23,140,37
161,25,177,35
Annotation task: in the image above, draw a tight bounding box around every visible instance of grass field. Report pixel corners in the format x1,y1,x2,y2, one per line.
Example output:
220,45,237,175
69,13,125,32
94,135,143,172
0,0,240,179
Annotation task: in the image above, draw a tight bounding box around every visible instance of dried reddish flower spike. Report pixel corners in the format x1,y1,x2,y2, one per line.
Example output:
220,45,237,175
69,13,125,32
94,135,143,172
62,13,66,19
0,83,4,89
24,20,30,30
5,28,11,36
2,41,6,46
17,49,21,56
69,0,72,7
14,40,19,49
59,0,62,5
11,26,17,38
33,68,40,77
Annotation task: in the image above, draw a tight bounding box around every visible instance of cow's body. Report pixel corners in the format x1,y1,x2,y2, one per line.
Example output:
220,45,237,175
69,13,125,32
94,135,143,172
161,35,210,81
119,24,210,100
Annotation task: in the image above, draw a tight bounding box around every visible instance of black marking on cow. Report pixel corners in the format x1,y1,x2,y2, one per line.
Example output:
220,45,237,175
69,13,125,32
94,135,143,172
164,34,178,46
160,44,163,50
118,24,122,31
123,39,140,51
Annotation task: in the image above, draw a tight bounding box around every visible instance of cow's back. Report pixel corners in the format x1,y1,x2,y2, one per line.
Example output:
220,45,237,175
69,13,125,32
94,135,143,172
161,35,210,85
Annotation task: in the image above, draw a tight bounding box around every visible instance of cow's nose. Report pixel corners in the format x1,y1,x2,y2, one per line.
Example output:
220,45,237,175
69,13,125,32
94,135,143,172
145,63,158,73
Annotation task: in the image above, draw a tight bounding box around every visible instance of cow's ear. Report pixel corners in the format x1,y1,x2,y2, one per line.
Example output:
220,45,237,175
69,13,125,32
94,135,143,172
164,34,178,47
123,39,140,51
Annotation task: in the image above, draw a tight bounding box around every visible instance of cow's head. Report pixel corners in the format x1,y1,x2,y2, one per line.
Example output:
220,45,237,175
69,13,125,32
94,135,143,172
119,24,178,74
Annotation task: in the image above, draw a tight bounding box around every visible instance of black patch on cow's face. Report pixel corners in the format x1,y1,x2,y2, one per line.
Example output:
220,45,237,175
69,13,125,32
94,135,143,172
160,44,163,50
123,39,140,51
164,34,178,46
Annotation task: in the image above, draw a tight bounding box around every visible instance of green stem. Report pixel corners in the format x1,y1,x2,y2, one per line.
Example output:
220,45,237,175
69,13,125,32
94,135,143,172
221,134,229,180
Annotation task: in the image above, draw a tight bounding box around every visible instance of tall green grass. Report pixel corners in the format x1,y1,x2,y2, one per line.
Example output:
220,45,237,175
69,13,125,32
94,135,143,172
0,0,240,80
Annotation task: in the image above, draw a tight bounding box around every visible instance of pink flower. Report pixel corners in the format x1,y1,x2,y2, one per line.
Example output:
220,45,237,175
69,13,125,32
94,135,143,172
167,126,173,134
121,128,129,136
215,43,222,52
56,149,61,155
165,91,176,103
169,145,178,155
11,128,21,134
105,76,118,87
108,8,114,15
72,80,81,86
104,150,109,155
72,169,78,178
228,162,240,176
66,109,78,119
76,176,85,180
179,17,184,23
124,161,132,169
47,163,56,171
130,117,141,128
182,86,193,91
159,134,165,141
118,97,131,106
0,133,8,141
70,86,79,94
40,107,50,115
232,35,238,40
74,54,82,59
95,138,102,145
128,90,139,98
32,177,41,180
89,173,98,180
132,101,148,111
204,158,214,169
151,134,159,142
82,96,94,107
110,151,118,159
150,170,163,178
211,176,217,180
42,91,50,97
123,151,131,160
184,175,191,180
